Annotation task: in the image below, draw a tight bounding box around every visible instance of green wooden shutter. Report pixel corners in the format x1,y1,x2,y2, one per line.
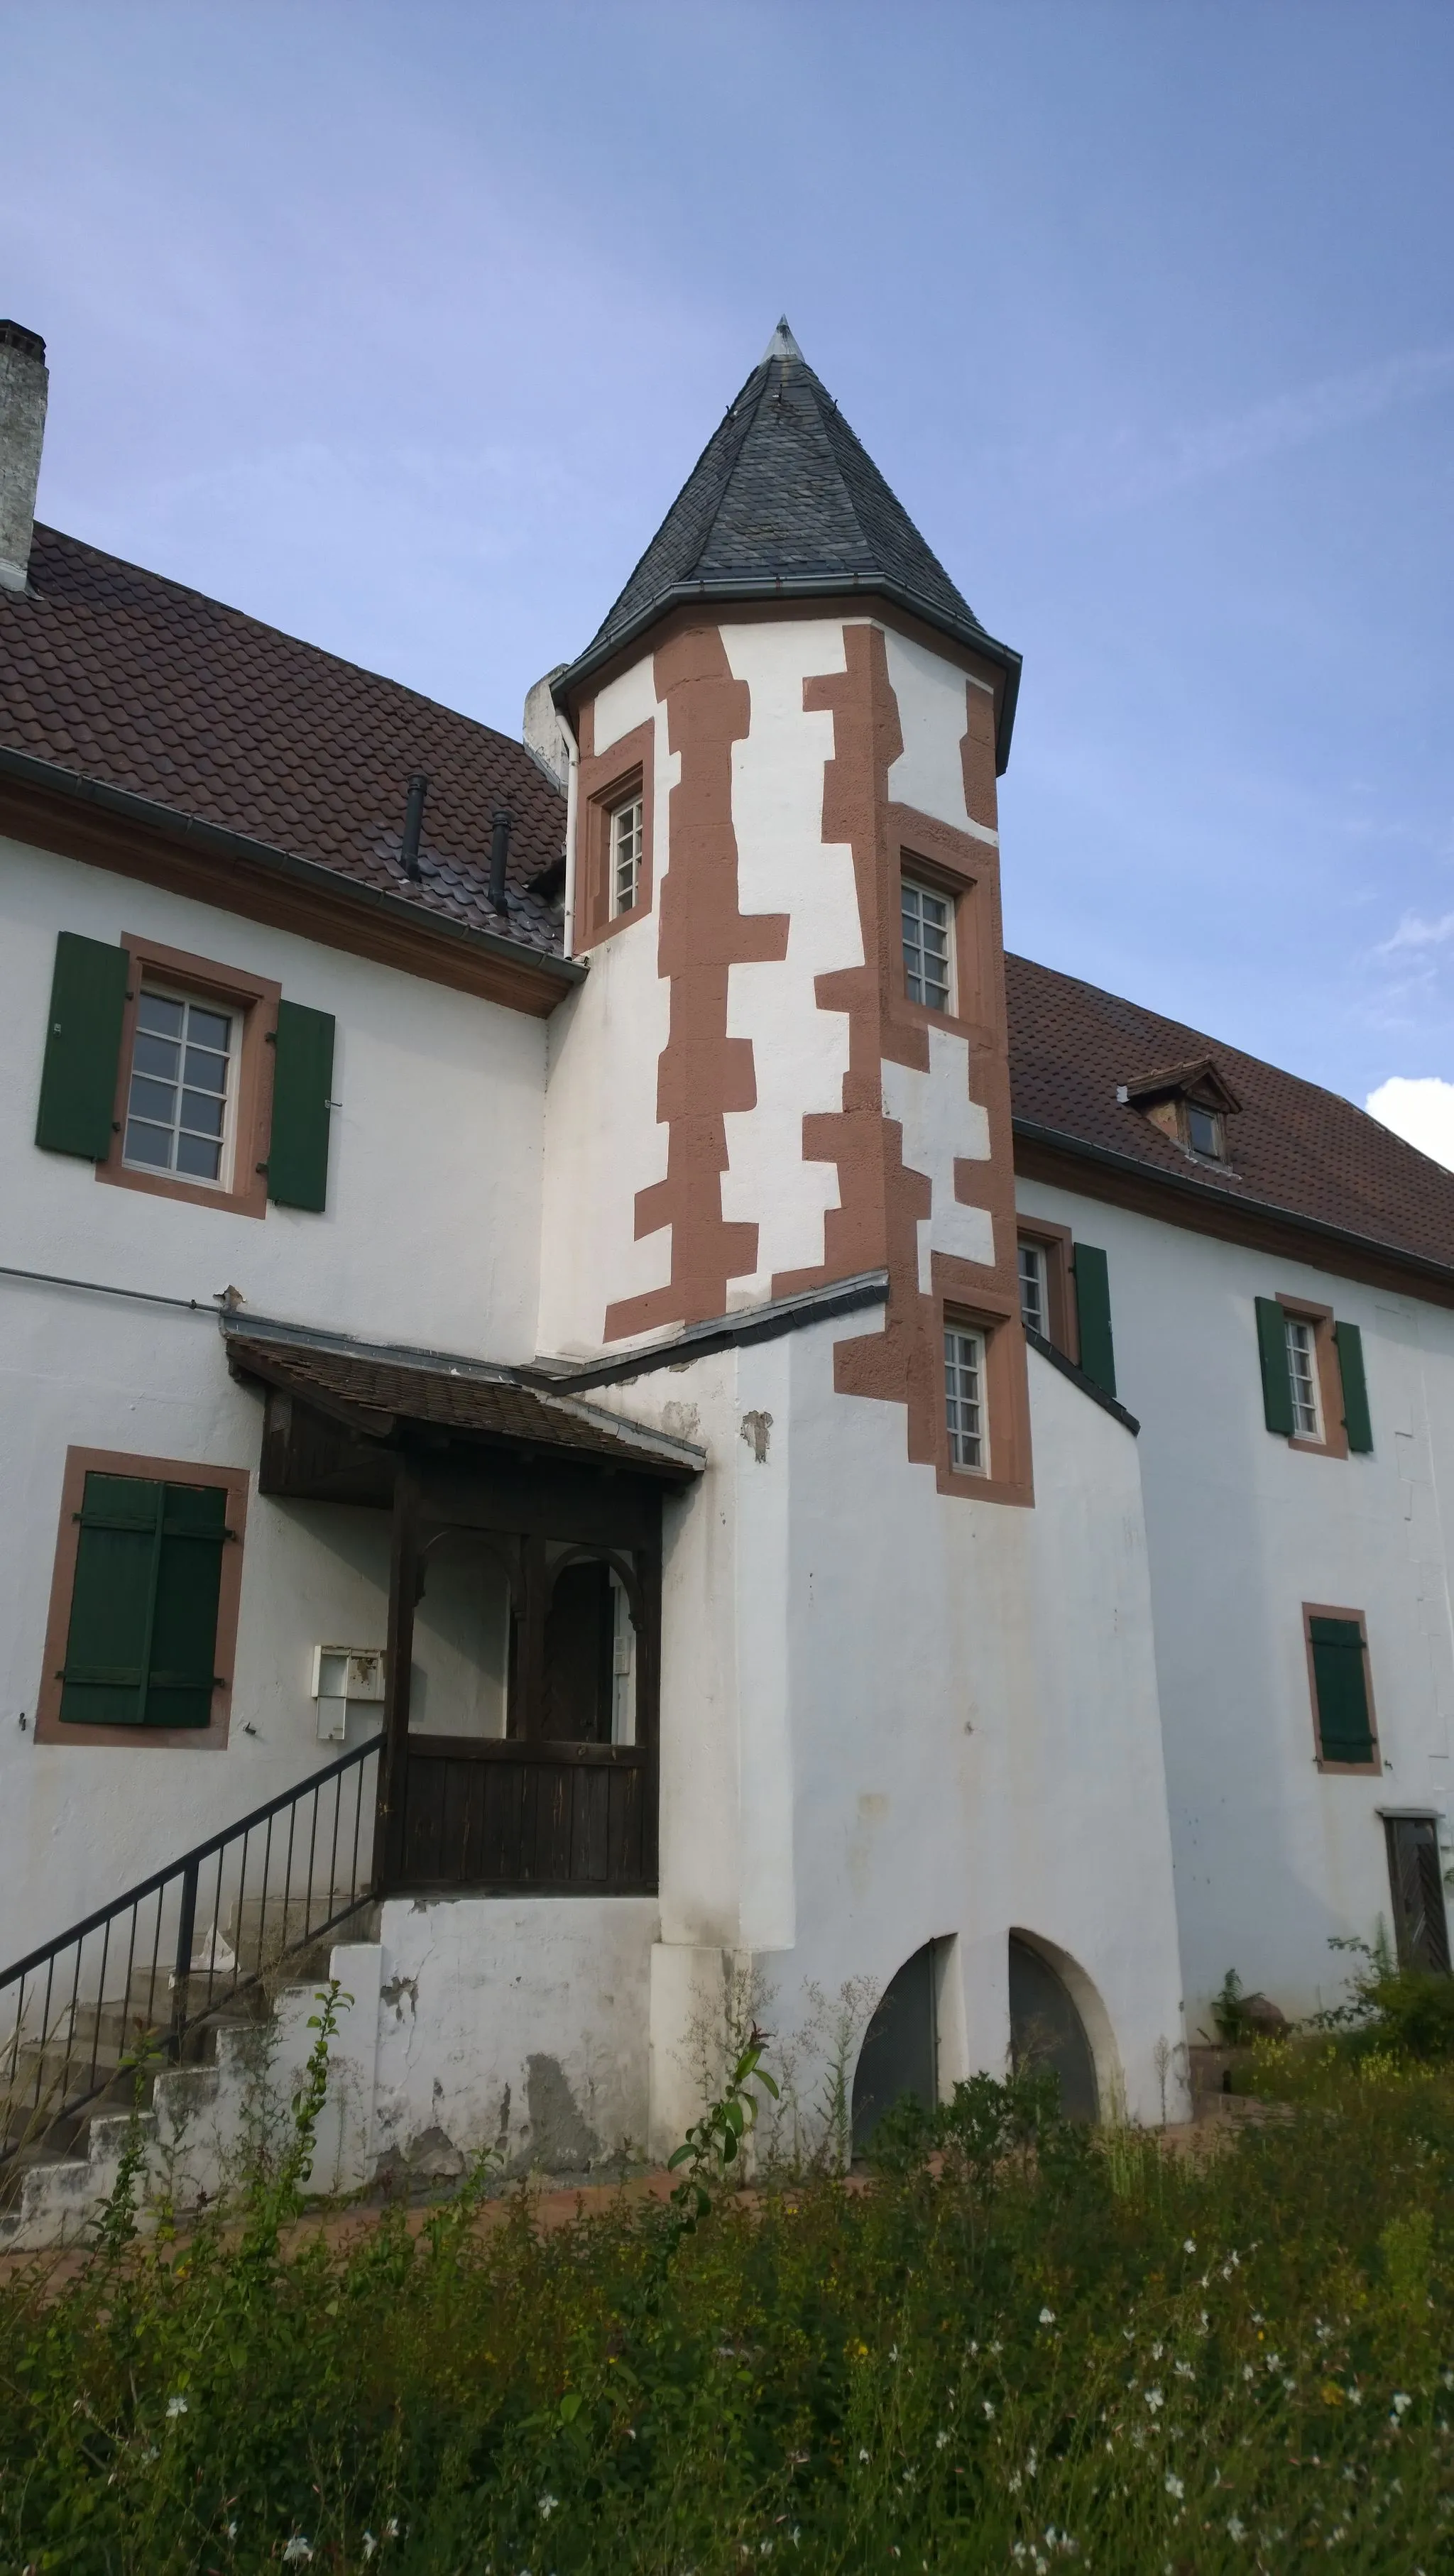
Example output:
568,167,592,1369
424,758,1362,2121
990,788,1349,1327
1071,1244,1117,1398
35,933,129,1158
1308,1616,1374,1763
1255,1295,1296,1435
1334,1321,1374,1453
60,1473,228,1728
267,999,335,1211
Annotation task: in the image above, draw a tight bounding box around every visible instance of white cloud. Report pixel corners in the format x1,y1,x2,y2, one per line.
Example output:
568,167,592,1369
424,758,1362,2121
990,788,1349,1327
1366,1076,1454,1171
1377,910,1454,955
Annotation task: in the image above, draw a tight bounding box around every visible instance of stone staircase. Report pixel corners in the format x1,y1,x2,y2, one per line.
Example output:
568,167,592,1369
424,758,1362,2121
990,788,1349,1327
0,1936,384,2252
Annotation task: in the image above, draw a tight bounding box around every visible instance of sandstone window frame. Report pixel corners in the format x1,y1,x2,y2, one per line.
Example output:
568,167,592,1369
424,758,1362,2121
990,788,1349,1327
1279,1295,1349,1462
938,1295,1033,1505
575,718,656,953
33,1445,251,1751
1015,1217,1079,1363
98,933,280,1222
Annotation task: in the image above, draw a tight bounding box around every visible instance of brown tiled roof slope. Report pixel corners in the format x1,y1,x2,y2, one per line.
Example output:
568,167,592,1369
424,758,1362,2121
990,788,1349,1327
226,1335,703,1481
1,525,567,953
1006,952,1454,1278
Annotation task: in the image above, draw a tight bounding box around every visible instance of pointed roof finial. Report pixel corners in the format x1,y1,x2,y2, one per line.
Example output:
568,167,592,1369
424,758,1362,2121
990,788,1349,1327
761,315,803,363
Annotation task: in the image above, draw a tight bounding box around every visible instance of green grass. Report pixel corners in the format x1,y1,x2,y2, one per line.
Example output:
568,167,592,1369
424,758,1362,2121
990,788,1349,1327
3,2033,1453,2572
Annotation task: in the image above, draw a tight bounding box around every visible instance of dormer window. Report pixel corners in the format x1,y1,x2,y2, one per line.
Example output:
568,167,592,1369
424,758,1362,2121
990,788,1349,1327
1119,1056,1242,1167
1186,1103,1223,1161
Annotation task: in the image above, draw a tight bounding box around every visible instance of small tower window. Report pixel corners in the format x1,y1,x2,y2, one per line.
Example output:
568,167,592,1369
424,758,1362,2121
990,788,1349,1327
902,876,953,1012
610,794,644,916
944,1322,988,1474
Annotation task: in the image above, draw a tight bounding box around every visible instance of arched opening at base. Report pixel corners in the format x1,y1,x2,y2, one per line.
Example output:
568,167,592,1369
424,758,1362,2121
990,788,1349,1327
1008,1934,1099,2122
851,1941,939,2154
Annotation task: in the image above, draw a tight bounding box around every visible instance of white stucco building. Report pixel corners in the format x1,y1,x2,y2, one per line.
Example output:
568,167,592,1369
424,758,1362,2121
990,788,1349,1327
2,312,1451,2223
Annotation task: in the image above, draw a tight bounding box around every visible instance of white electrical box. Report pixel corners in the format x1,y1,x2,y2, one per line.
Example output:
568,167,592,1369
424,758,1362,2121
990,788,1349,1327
310,1645,386,1743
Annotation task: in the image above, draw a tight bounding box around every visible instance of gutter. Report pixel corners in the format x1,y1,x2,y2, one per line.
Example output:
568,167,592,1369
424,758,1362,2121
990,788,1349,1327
0,742,586,994
1013,1116,1454,1298
554,577,1023,774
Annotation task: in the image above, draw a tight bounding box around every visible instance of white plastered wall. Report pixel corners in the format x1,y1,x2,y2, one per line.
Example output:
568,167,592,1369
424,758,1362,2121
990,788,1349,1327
0,838,548,1958
536,652,675,1357
1017,1173,1454,2027
582,1309,1186,2152
720,619,860,1298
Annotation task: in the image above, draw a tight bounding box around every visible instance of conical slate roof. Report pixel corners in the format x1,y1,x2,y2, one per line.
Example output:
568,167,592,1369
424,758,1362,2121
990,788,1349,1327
557,322,1021,769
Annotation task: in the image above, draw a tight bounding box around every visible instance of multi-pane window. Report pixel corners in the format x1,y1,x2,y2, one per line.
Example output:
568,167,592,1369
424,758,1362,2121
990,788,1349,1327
944,1323,988,1474
124,990,234,1184
1286,1315,1321,1439
611,795,644,916
1018,1242,1047,1338
902,877,953,1012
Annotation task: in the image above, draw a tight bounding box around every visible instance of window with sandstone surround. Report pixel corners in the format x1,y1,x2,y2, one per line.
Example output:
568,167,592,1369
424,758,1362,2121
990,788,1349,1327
33,1447,249,1750
902,874,955,1014
1254,1294,1372,1460
99,936,283,1222
610,793,644,918
1015,1220,1078,1364
576,749,652,949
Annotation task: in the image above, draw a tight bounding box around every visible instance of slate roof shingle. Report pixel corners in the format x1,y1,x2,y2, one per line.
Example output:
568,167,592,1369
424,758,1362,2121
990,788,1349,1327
1006,952,1454,1280
564,322,1021,760
1,523,569,955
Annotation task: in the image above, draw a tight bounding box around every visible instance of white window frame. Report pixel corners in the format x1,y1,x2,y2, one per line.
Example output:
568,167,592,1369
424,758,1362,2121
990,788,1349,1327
1286,1314,1322,1441
122,983,239,1193
1017,1242,1048,1339
609,794,644,917
944,1322,989,1475
902,875,955,1013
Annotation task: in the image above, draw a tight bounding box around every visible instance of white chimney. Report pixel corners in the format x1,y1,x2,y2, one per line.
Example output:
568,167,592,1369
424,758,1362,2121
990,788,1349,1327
523,665,570,789
0,321,48,595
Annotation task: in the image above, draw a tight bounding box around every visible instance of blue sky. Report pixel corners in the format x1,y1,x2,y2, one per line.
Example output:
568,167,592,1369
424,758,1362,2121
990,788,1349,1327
7,1,1454,1152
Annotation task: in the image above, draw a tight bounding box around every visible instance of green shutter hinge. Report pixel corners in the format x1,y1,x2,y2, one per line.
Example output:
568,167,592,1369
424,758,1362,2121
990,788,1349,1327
265,1029,278,1044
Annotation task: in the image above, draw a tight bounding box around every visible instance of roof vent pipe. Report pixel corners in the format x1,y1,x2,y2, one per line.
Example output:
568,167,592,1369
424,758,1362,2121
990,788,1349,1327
488,806,512,910
0,320,48,596
400,771,428,880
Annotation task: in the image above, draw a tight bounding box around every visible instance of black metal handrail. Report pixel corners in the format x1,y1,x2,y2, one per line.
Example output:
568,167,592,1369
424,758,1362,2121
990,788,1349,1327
0,1734,381,2173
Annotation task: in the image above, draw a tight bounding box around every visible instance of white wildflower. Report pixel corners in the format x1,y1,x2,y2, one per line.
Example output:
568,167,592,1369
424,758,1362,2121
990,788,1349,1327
282,2545,313,2568
1175,2362,1195,2379
538,2493,559,2519
1008,2472,1023,2492
983,2399,995,2418
226,2527,238,2545
1227,2516,1246,2543
1242,2365,1255,2384
936,2430,949,2450
165,2396,188,2420
1265,2353,1283,2373
362,2544,377,2566
1144,2387,1164,2413
1165,2474,1184,2500
1392,2392,1413,2416
859,2448,870,2463
1183,2238,1196,2254
1039,2306,1056,2325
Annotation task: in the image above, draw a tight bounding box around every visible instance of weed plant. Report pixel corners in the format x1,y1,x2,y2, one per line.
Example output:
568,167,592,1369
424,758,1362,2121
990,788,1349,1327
2,2002,1453,2571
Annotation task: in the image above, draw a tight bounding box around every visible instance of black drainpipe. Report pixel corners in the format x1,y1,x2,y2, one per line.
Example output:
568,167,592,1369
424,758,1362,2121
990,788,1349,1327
400,772,428,880
488,806,512,910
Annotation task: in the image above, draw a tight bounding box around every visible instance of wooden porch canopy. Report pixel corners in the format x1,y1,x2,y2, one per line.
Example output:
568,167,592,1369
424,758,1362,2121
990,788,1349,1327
224,1322,704,1897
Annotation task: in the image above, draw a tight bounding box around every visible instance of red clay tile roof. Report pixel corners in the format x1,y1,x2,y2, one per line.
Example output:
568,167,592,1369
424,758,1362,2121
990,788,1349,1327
1,525,567,954
1006,951,1454,1279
